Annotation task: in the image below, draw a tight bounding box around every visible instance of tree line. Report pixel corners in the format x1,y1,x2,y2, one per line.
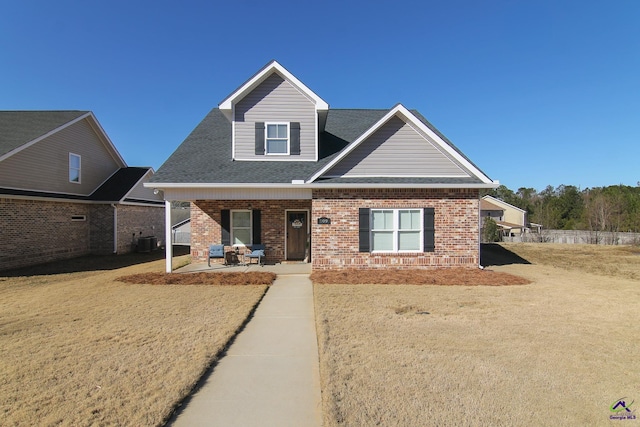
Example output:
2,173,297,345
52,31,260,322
484,184,640,233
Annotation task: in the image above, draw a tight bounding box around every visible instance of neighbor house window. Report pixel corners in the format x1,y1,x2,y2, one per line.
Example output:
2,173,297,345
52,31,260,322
265,123,289,154
371,209,423,252
69,153,81,183
231,210,252,246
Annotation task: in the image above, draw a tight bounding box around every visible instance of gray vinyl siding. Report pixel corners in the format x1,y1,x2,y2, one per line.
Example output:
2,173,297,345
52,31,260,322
234,73,316,160
325,116,471,177
0,118,123,195
126,176,165,202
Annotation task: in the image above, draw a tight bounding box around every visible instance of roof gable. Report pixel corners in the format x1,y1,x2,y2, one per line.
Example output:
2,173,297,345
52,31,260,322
309,104,494,184
481,195,526,213
0,111,126,166
218,60,328,121
321,115,469,178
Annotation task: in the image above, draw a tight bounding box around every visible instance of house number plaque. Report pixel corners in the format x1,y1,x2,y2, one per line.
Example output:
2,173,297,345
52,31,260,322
317,217,331,225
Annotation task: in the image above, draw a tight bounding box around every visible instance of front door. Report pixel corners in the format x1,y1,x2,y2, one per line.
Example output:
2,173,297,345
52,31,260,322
286,211,308,260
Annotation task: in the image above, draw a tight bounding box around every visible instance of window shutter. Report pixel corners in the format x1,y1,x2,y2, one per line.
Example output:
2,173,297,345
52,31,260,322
221,209,230,245
255,122,265,155
290,122,301,155
359,208,370,252
252,209,261,244
423,207,435,252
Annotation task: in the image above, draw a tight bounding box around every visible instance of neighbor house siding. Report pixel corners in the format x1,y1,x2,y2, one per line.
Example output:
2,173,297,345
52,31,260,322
0,198,91,270
325,116,469,178
125,177,164,202
234,73,316,160
191,199,312,264
0,119,123,195
311,188,480,270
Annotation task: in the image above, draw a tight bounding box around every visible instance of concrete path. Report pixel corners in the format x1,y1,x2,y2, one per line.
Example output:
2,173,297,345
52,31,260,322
169,274,322,427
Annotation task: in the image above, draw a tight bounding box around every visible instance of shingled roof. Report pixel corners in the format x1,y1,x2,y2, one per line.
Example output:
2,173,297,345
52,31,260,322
0,111,88,158
150,108,487,185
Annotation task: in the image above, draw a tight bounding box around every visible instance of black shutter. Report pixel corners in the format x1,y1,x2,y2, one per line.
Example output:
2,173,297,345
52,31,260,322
221,209,230,245
424,207,435,252
255,122,265,155
290,122,300,155
252,209,261,244
359,208,370,252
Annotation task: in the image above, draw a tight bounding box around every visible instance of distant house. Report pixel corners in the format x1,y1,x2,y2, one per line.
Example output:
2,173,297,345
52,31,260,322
0,111,165,270
172,207,191,245
480,195,528,236
148,61,499,271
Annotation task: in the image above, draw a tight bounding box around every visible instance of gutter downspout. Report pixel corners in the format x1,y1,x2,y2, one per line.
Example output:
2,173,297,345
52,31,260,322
111,204,118,254
478,195,484,269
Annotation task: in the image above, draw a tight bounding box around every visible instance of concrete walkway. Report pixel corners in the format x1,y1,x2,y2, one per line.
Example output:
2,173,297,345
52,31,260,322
169,273,322,427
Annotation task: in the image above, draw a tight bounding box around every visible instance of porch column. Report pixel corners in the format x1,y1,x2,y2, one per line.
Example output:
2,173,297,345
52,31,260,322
165,200,172,273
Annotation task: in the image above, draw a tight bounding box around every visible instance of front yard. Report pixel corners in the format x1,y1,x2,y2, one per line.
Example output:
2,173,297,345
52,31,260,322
0,254,270,426
314,243,640,426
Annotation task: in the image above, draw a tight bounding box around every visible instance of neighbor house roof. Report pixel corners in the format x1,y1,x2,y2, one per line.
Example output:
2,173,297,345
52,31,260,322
0,110,126,166
149,107,491,186
0,167,163,205
0,111,89,158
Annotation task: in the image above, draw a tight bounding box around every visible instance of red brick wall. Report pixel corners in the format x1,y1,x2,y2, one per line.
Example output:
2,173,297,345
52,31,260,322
191,199,312,264
0,198,92,270
0,198,166,271
311,188,480,269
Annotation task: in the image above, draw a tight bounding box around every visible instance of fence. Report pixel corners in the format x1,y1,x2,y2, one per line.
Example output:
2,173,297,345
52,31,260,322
503,230,640,245
172,231,191,245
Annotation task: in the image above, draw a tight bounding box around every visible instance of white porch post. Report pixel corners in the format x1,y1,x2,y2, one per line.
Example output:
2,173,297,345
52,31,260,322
165,200,172,273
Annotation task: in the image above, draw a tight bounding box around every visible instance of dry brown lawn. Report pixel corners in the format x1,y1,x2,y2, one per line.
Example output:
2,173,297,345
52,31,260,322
0,254,272,426
314,243,640,426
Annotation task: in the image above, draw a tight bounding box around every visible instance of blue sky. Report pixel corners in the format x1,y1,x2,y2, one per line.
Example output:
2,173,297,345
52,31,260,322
2,0,638,191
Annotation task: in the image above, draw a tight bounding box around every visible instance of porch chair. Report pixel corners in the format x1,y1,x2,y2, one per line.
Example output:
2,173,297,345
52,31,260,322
207,244,225,267
245,244,265,266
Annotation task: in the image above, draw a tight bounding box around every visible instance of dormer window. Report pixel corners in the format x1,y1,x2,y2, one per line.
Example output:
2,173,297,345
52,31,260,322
265,123,289,155
69,153,81,183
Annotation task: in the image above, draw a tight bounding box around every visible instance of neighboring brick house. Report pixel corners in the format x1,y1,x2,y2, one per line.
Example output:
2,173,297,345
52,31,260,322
0,111,165,271
147,61,498,271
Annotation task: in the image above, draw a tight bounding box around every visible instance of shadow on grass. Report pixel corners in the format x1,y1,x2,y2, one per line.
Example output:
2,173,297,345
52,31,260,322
0,246,190,277
481,243,531,266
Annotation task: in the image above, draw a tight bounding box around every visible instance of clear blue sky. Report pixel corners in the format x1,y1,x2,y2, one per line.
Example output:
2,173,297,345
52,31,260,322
2,0,638,192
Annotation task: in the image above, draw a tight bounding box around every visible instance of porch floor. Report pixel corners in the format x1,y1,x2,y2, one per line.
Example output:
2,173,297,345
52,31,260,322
175,261,312,275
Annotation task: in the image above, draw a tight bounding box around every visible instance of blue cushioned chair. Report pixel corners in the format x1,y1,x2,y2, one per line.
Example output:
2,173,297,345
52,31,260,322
245,244,265,266
208,244,225,267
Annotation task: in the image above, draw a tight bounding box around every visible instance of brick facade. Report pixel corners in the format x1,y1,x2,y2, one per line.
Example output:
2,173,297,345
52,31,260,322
191,199,312,264
116,205,165,253
0,198,165,271
190,189,480,270
311,188,480,269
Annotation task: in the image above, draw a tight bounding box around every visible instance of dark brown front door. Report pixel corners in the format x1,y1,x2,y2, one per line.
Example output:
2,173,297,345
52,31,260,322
286,211,307,260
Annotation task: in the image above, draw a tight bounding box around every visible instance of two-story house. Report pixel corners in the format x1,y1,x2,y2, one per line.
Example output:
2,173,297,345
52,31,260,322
148,61,499,271
0,111,165,271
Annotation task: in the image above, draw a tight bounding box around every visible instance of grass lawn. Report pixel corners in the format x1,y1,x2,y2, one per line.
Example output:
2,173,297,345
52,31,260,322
0,253,272,426
314,243,640,426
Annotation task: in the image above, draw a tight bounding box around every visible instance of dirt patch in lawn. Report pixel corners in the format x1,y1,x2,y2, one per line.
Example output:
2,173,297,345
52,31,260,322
311,268,530,286
118,272,277,286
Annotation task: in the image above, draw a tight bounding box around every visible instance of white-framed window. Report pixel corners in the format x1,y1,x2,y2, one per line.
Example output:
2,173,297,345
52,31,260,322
371,209,423,252
265,123,289,155
69,153,81,183
231,210,252,246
